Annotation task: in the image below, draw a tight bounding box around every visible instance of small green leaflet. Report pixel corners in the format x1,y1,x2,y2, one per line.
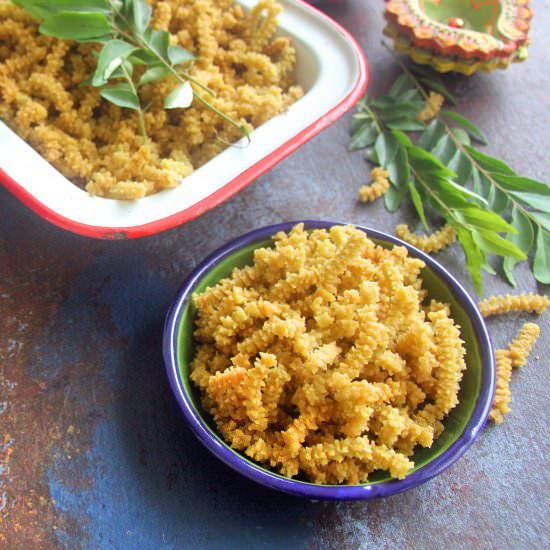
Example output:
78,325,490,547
384,184,407,213
374,132,400,168
138,65,172,87
168,45,195,65
408,180,428,230
456,228,484,293
92,40,136,86
442,111,488,145
13,0,111,19
40,11,111,40
127,0,152,34
472,230,527,260
503,206,534,286
531,211,550,232
534,229,550,284
349,120,379,151
99,83,140,110
144,28,171,59
164,82,194,109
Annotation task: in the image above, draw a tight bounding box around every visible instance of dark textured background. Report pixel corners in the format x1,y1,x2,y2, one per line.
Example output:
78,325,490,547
1,0,548,548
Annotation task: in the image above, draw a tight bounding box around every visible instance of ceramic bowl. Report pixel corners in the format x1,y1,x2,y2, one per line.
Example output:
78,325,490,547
0,0,368,239
163,221,496,500
384,0,533,75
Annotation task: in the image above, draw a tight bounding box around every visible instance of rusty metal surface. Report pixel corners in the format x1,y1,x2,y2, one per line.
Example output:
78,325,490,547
1,1,549,548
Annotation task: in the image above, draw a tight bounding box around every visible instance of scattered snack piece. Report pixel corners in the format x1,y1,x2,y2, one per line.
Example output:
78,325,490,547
190,224,467,484
489,349,513,425
478,293,549,318
417,91,444,122
0,0,303,199
358,167,390,203
507,322,540,368
395,223,457,254
489,323,542,423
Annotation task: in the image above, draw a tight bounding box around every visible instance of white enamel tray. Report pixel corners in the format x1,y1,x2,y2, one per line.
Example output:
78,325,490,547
0,0,368,238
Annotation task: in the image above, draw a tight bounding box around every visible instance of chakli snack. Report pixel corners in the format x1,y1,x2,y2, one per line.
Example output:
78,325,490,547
395,223,457,254
0,0,303,199
478,293,549,424
190,224,467,484
358,167,391,204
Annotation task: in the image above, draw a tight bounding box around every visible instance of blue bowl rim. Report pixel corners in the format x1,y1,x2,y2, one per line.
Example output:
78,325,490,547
162,220,496,500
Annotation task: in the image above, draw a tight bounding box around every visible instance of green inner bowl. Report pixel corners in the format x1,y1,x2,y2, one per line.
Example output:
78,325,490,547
176,237,482,486
421,0,503,38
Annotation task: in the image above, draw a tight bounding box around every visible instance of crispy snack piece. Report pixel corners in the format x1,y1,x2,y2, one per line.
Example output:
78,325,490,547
478,293,549,318
489,349,513,425
417,91,444,122
190,224,467,484
507,322,540,368
395,223,457,254
0,0,303,199
358,167,391,203
489,323,541,424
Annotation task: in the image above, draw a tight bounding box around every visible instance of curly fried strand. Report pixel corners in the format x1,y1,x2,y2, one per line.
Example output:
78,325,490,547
489,349,513,424
190,224,467,484
395,224,457,254
417,91,444,122
507,322,540,368
359,167,391,203
478,293,549,318
489,323,541,424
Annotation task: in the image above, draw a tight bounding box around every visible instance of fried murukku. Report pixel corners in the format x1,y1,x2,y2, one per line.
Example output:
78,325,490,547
395,223,457,254
478,293,549,318
190,224,467,483
0,0,303,199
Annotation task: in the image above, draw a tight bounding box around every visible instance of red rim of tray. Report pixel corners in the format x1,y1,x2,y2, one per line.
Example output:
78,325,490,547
0,0,369,240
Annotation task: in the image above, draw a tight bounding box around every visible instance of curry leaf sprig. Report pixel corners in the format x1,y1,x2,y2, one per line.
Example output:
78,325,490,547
350,61,549,293
13,0,248,142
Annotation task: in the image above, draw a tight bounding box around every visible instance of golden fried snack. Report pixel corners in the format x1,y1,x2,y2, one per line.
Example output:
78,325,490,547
417,91,444,122
489,349,513,425
358,167,391,203
0,0,303,199
478,293,549,318
395,223,457,254
489,323,541,424
190,224,467,484
508,322,540,368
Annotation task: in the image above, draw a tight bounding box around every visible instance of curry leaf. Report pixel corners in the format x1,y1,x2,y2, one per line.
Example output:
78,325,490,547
168,45,195,65
99,83,140,110
386,141,409,190
508,192,550,213
143,28,171,59
349,122,379,151
92,39,136,86
472,230,527,260
443,111,488,144
503,206,534,286
164,81,194,109
408,180,428,231
40,11,111,40
534,228,550,284
128,0,152,33
374,132,400,168
138,65,171,86
384,184,407,213
530,211,550,232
